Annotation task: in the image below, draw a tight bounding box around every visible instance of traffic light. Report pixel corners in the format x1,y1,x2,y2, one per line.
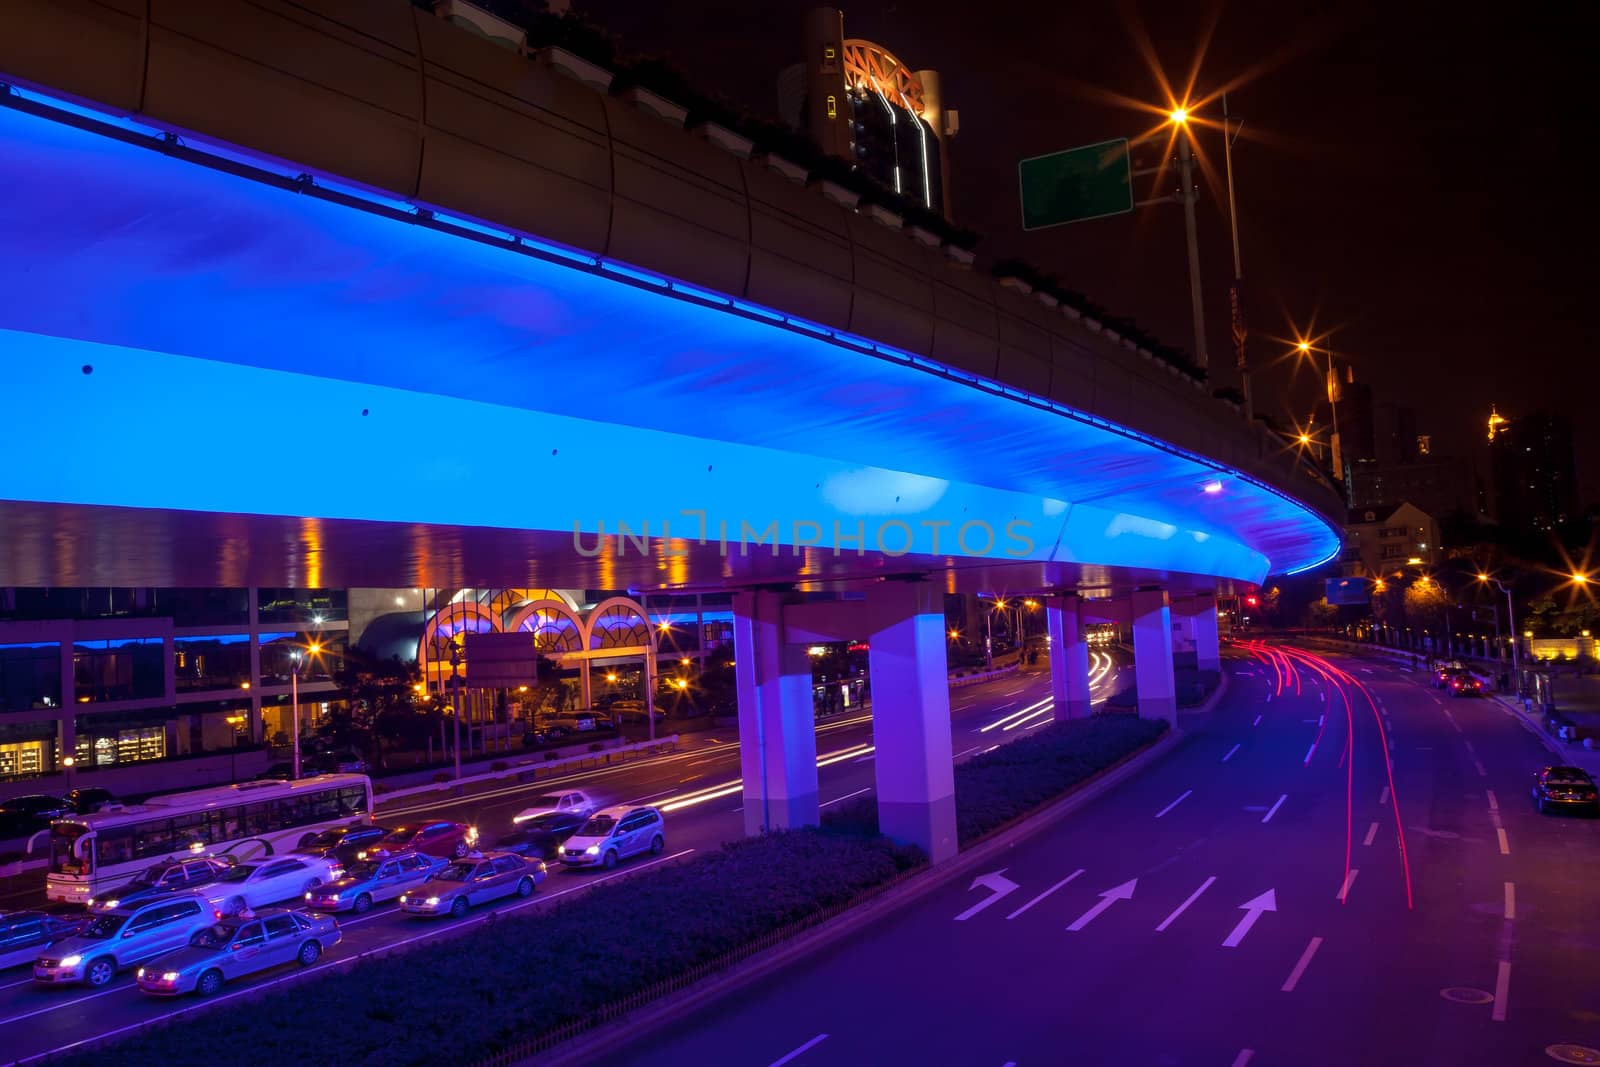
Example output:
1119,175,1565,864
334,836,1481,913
1245,595,1260,607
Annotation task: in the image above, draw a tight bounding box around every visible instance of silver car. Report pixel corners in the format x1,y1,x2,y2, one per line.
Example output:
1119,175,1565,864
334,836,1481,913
303,851,444,914
34,892,217,987
397,852,546,918
136,908,341,996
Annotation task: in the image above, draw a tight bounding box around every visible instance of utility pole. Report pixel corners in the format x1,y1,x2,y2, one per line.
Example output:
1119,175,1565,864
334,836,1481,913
449,639,462,781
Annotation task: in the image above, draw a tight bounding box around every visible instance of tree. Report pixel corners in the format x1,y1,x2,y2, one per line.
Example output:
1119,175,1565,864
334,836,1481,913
1303,598,1339,629
1403,580,1449,634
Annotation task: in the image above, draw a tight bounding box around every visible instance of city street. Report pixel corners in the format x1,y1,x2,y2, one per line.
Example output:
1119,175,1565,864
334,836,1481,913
0,659,1117,1064
597,646,1600,1067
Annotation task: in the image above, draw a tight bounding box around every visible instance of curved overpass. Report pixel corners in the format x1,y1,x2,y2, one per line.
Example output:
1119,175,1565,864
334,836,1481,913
0,0,1338,594
0,0,1346,862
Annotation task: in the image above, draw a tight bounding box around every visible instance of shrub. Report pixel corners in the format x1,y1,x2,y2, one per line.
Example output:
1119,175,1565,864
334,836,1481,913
55,830,922,1067
953,714,1167,843
823,714,1166,843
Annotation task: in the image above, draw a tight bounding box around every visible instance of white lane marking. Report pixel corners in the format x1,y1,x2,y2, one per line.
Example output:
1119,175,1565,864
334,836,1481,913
1221,889,1277,948
1492,960,1511,1022
1006,869,1085,920
770,1033,830,1067
1233,1051,1256,1067
820,786,873,808
1155,875,1217,932
1474,760,1488,778
1362,821,1379,847
1379,786,1390,805
953,744,984,760
1497,828,1510,855
1155,790,1193,819
1302,718,1321,724
1486,789,1499,811
1252,714,1263,726
0,848,698,1036
1281,936,1324,992
1065,879,1137,931
1336,868,1360,902
1262,794,1288,824
1504,881,1516,920
1360,668,1373,674
1302,743,1317,765
1222,743,1241,763
1464,740,1476,754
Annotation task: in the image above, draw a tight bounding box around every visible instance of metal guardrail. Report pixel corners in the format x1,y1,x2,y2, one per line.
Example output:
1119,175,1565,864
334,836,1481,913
949,662,1022,688
374,736,681,805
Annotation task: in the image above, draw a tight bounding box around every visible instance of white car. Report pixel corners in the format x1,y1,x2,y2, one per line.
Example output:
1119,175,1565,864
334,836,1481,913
559,805,665,869
199,855,344,916
511,790,598,825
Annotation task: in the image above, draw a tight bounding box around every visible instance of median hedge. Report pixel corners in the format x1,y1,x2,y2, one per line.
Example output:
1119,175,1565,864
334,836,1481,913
825,712,1168,844
53,831,923,1067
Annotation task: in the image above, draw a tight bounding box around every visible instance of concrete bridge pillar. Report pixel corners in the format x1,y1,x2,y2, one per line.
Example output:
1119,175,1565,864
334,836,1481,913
1132,587,1177,725
732,590,819,837
1185,594,1221,672
866,581,958,864
1046,593,1093,720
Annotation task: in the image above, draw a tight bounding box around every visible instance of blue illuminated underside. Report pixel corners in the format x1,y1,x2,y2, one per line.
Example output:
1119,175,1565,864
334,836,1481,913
0,95,1339,583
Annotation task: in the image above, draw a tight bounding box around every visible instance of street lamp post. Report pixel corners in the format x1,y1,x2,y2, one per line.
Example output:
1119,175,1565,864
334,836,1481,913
290,650,302,780
1221,93,1250,419
449,639,463,781
1297,340,1344,491
1172,111,1210,372
1477,574,1520,693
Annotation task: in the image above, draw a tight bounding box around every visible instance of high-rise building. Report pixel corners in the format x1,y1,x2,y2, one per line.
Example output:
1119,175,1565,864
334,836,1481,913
1489,411,1579,532
780,7,958,220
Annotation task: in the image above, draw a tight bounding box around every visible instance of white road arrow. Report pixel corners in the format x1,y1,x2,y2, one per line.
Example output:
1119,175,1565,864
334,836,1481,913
1066,878,1137,931
1221,889,1277,948
953,869,1021,921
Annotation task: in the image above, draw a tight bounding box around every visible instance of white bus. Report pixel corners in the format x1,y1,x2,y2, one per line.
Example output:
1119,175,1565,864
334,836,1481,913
45,774,373,904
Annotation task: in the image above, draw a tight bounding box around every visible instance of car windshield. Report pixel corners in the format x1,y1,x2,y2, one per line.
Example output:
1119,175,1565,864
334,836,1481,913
79,913,125,940
125,866,169,889
433,863,474,883
190,922,241,949
380,828,415,844
522,796,561,809
305,830,345,848
578,815,616,836
342,862,378,880
215,865,257,883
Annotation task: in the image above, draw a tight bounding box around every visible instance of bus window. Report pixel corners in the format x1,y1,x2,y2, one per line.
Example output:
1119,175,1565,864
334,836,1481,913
338,786,368,816
50,824,90,875
170,811,209,850
133,819,177,859
96,826,134,867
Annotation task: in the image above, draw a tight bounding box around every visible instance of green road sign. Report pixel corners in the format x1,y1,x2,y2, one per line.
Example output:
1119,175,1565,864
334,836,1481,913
1018,138,1133,231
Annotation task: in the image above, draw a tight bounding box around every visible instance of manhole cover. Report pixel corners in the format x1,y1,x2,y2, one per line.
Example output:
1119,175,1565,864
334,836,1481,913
1440,987,1494,1004
1546,1046,1600,1065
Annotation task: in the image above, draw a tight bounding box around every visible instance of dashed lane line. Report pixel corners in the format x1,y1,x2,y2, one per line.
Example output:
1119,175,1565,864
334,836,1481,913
1262,794,1288,824
1155,790,1194,819
1362,821,1379,847
769,1034,830,1067
1492,960,1511,1022
1281,936,1324,992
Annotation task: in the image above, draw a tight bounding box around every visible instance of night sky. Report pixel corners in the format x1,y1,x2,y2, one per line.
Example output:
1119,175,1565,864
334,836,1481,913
578,0,1596,504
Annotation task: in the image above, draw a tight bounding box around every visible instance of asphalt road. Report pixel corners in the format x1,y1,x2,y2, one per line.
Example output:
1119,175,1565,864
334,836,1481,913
0,652,1119,1064
596,644,1600,1067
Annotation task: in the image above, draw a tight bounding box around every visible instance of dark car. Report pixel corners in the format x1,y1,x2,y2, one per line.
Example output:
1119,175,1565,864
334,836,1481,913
1447,673,1484,698
65,788,118,815
294,824,392,867
88,855,235,910
522,726,568,748
491,812,587,861
363,822,475,861
1532,766,1599,815
0,911,85,970
0,795,70,838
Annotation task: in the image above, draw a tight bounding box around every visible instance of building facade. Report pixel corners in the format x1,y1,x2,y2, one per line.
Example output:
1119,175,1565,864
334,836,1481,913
1489,412,1579,533
1343,502,1441,580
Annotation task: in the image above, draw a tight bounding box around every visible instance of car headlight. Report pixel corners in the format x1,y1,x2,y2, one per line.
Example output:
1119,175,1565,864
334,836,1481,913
356,851,369,860
136,967,146,978
585,846,599,855
425,896,440,906
305,892,314,900
398,894,408,904
162,972,180,982
59,955,82,968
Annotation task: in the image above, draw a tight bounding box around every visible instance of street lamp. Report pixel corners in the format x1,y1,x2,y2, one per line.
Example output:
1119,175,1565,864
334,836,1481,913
1295,338,1345,493
288,641,321,780
448,638,463,782
1477,573,1520,690
1167,107,1209,371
